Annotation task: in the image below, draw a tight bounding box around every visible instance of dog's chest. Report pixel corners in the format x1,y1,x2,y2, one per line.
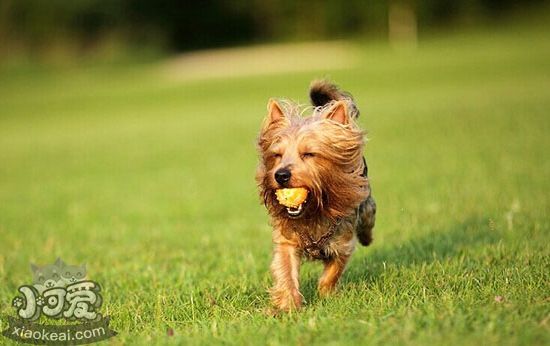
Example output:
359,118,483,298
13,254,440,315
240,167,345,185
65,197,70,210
297,223,355,260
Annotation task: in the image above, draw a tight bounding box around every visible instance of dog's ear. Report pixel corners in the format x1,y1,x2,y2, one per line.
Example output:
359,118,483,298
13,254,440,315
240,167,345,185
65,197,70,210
321,101,349,125
266,99,286,124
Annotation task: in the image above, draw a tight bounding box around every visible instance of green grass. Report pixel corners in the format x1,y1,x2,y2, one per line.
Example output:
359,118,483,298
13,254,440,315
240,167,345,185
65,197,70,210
1,21,549,345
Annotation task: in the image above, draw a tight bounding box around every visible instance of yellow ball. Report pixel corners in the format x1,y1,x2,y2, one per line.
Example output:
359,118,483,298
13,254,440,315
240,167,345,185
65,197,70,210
275,188,309,208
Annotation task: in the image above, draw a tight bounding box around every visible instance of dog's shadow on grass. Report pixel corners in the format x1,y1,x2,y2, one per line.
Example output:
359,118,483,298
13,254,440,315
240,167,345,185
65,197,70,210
300,216,500,304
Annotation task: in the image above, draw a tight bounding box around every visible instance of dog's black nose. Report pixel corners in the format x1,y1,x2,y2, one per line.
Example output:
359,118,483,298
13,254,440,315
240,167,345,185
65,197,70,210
274,168,291,185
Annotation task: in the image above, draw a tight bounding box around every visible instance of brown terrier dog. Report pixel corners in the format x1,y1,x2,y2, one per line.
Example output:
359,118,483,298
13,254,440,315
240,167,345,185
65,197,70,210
256,80,376,312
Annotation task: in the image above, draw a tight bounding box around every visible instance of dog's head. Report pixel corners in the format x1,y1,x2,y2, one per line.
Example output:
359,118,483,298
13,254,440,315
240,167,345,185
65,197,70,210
256,98,368,221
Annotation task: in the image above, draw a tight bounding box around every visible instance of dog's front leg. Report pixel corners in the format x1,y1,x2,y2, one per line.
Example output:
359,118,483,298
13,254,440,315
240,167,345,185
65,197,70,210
318,254,350,296
270,243,302,311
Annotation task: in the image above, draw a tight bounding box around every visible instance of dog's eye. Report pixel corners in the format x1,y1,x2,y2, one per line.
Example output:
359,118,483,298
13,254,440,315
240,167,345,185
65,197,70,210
301,153,315,159
272,153,282,159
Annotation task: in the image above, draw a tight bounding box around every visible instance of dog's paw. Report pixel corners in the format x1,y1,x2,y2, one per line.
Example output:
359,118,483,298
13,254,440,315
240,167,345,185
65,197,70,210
270,288,303,312
318,282,338,297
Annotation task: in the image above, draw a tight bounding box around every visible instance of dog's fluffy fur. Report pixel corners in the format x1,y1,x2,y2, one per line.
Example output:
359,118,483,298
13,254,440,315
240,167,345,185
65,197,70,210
256,80,376,312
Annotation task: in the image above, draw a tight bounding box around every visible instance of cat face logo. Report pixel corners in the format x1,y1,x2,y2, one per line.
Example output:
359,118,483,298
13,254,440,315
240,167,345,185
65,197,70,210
3,258,117,345
12,258,100,322
31,258,87,294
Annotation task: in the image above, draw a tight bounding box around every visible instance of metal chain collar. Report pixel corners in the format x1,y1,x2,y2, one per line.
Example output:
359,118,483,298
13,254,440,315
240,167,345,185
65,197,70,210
298,219,343,260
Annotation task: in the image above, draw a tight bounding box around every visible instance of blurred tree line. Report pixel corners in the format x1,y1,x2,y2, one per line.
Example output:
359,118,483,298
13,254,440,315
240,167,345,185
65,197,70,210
0,0,547,57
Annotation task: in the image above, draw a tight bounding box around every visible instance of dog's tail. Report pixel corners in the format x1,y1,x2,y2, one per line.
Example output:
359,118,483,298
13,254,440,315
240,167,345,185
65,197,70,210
356,195,376,246
309,79,360,118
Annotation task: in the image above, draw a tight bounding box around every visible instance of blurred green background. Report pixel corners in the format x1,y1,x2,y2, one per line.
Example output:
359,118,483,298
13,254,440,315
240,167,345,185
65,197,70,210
0,0,549,61
0,1,549,345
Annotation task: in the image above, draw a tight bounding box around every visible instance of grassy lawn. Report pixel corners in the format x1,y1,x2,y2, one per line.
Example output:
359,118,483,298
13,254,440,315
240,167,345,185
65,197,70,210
0,21,549,345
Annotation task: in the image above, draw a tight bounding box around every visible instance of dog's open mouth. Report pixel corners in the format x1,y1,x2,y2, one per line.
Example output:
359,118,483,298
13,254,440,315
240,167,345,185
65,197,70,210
286,201,306,218
275,187,309,218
